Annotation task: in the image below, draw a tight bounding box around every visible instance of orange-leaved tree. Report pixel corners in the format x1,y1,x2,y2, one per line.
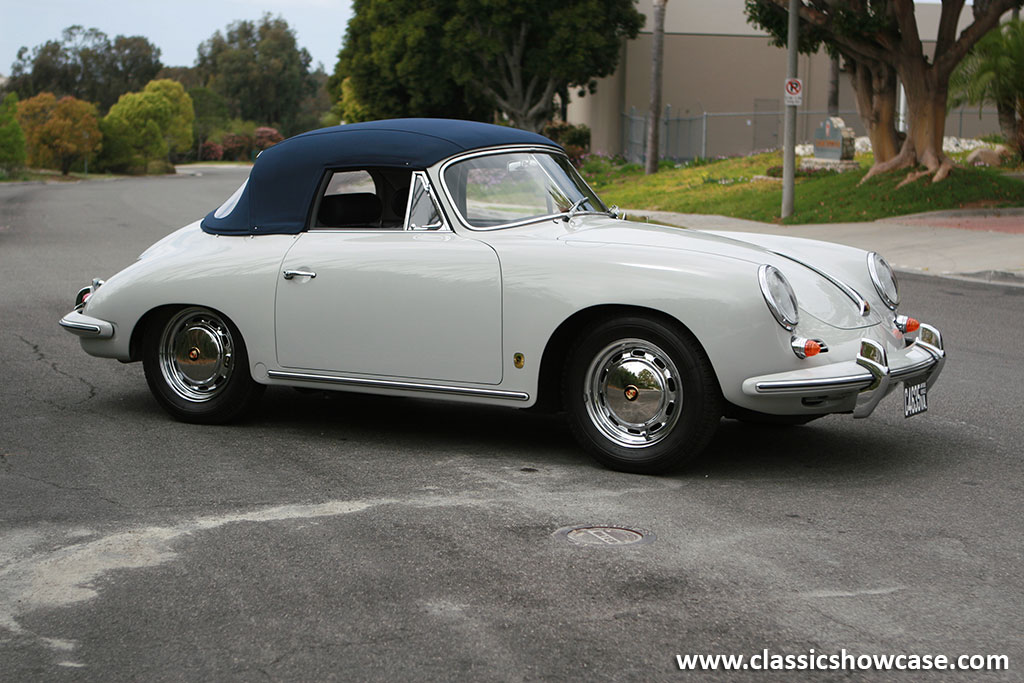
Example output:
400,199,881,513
17,93,102,174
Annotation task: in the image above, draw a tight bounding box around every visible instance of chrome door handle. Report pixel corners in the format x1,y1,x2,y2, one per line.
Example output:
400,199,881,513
283,269,316,280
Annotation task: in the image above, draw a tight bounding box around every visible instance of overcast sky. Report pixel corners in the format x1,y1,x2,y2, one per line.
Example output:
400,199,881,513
0,0,355,76
0,0,956,79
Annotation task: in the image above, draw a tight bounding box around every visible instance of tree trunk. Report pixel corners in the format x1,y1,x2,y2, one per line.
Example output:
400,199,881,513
827,55,840,116
846,58,900,163
997,99,1018,146
862,64,954,185
645,0,667,175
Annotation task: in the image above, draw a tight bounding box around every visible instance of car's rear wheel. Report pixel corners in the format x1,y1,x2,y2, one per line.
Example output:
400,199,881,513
143,306,263,424
563,316,721,474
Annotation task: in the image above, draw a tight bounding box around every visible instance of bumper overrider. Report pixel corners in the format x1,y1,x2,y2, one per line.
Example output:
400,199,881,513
59,279,114,339
742,324,945,419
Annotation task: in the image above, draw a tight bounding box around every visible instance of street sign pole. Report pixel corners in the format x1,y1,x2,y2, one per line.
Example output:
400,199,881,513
781,0,800,219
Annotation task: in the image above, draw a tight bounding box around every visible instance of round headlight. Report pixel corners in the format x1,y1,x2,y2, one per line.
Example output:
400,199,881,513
758,265,799,330
867,252,899,310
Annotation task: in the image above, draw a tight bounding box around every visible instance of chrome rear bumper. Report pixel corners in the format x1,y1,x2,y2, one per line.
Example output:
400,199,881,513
742,324,945,419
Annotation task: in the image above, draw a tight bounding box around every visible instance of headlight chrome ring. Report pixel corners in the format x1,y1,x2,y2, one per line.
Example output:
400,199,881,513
867,252,899,310
758,264,799,331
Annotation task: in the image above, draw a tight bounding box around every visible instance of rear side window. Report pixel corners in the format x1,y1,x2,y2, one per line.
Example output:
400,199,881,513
312,168,413,230
324,170,375,196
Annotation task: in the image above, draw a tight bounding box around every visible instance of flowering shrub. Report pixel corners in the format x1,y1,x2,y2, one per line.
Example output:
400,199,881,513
254,126,284,151
200,141,224,161
220,133,252,161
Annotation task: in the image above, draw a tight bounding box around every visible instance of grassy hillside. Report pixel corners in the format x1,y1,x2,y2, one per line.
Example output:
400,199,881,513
581,152,1024,224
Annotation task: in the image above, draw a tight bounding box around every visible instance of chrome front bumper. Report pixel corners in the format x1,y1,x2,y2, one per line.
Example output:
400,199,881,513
742,324,945,419
59,310,114,338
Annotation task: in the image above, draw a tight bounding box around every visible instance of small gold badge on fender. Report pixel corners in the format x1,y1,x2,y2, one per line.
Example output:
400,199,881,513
513,353,525,369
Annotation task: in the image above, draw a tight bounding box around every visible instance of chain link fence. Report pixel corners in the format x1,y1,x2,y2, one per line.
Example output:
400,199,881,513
621,105,1002,164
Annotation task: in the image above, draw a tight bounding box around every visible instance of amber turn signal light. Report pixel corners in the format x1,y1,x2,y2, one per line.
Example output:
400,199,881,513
895,315,920,333
791,336,829,359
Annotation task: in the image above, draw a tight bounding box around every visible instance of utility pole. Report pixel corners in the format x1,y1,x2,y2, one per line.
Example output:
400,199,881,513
781,0,799,219
645,0,668,175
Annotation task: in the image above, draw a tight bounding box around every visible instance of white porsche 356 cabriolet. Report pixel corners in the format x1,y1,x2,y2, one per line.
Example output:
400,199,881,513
60,119,944,474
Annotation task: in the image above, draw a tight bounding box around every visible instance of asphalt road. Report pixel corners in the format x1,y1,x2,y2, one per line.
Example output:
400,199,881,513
1,169,1022,681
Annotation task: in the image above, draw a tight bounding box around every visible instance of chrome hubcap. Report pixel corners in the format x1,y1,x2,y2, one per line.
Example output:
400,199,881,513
159,309,234,402
585,338,683,449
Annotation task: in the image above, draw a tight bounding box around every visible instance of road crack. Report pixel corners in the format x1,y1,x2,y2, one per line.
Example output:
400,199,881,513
16,334,98,403
4,472,122,508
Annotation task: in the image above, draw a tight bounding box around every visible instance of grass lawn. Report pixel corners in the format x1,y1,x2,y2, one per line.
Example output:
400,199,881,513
581,152,1024,225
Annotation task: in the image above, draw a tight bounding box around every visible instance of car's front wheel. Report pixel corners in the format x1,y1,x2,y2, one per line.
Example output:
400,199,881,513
143,306,264,424
563,316,721,474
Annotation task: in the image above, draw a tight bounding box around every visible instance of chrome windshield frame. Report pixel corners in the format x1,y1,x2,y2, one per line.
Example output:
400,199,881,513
438,145,607,231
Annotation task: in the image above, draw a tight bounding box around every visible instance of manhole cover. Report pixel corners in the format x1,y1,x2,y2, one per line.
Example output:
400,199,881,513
553,525,654,546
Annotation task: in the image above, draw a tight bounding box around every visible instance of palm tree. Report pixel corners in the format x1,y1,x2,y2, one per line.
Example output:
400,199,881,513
950,20,1024,155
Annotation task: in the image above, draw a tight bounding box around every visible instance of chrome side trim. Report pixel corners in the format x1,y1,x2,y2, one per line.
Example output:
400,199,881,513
267,370,530,401
769,250,871,316
755,373,873,394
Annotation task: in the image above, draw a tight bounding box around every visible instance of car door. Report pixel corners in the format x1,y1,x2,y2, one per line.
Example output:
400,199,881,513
274,171,503,385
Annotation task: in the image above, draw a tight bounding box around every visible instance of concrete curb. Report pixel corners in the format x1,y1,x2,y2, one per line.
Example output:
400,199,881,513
893,207,1024,220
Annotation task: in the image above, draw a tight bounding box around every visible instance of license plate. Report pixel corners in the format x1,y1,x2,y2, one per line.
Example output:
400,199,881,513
903,380,928,418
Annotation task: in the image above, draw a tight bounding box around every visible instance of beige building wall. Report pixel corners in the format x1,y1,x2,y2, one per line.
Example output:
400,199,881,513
571,1,1005,158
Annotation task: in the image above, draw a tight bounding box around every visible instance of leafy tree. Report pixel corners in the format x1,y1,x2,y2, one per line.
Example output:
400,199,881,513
141,79,194,154
442,0,644,132
331,0,492,123
7,26,162,112
100,79,194,172
323,76,370,125
292,66,333,134
16,93,101,174
950,20,1024,155
0,93,27,174
196,14,315,135
745,0,1023,184
188,86,230,154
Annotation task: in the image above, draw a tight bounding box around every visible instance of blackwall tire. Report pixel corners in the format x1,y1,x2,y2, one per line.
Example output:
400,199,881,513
563,316,721,474
142,307,264,424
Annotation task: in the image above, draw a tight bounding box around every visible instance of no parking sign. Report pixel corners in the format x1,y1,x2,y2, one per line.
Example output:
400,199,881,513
784,77,803,106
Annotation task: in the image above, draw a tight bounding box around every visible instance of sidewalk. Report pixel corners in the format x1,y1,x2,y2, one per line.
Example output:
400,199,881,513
634,208,1024,286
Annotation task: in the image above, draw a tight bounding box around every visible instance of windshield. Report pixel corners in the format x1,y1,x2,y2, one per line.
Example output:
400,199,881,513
443,150,606,229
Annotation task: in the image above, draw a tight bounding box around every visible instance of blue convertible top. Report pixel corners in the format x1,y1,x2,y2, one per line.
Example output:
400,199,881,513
201,119,559,235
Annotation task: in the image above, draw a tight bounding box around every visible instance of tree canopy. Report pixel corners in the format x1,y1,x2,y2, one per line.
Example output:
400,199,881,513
332,0,644,131
746,0,1022,184
442,0,644,131
196,14,316,135
0,94,27,173
331,0,492,123
101,79,194,172
7,26,163,113
950,19,1024,154
16,93,102,174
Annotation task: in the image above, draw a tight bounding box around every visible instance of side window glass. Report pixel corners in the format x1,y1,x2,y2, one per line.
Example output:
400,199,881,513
406,173,445,231
315,170,382,229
